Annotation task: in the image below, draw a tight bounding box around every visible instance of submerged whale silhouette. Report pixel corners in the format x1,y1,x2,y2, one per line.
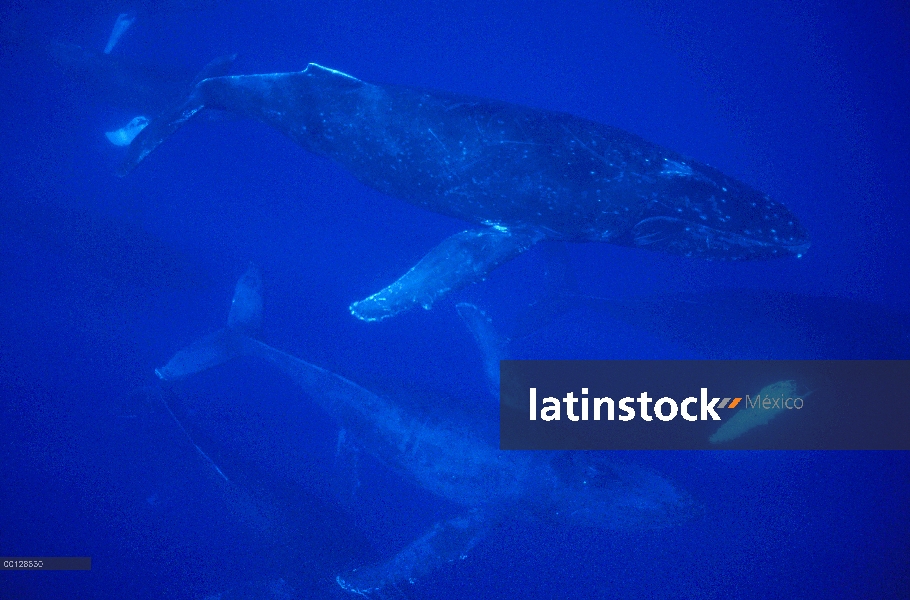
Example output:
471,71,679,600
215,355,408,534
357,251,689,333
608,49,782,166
156,266,699,595
121,62,809,321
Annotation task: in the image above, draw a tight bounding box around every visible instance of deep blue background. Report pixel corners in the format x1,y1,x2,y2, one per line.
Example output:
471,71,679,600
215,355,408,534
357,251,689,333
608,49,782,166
1,1,908,598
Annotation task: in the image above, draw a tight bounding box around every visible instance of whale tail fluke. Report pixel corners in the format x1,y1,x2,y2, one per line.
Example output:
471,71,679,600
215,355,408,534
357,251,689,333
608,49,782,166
118,54,236,176
155,264,261,381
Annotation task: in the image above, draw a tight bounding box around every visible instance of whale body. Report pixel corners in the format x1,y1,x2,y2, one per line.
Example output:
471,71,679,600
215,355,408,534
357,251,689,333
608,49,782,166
156,266,699,595
122,63,810,321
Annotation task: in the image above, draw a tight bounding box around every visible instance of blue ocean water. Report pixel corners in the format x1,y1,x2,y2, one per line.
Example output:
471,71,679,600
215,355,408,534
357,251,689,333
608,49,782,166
1,1,908,598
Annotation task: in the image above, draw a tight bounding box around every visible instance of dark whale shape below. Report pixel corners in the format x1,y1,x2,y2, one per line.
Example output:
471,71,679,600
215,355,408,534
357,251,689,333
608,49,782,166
120,63,810,321
155,266,700,594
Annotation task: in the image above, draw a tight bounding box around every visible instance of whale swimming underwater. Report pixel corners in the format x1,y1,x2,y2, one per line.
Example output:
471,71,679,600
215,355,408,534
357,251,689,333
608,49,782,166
121,63,810,321
156,266,699,595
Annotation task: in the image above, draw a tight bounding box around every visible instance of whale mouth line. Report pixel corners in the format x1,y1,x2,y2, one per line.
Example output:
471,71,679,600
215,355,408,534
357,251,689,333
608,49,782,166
630,216,810,259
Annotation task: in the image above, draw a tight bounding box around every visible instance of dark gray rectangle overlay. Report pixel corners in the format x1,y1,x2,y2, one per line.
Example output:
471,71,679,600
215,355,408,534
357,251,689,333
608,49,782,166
500,360,910,450
1,557,91,570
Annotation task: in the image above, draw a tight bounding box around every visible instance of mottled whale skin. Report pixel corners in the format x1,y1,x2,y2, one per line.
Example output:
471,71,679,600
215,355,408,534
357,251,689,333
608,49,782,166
122,63,810,320
156,266,699,595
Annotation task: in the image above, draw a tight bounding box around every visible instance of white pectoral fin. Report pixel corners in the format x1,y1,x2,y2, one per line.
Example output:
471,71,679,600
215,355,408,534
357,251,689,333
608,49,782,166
226,264,263,334
350,226,544,322
456,302,507,394
330,428,362,507
104,13,136,54
336,510,487,595
105,116,149,146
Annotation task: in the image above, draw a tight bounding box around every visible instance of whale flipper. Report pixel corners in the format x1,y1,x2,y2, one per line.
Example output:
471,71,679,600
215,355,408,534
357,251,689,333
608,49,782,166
456,302,508,396
227,263,263,335
336,510,487,595
350,226,545,322
330,428,362,507
105,115,149,146
103,13,136,54
118,54,236,176
709,380,812,444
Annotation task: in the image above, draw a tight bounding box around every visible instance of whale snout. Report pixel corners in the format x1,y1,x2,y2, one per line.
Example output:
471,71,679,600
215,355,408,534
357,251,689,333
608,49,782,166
628,212,810,261
740,205,811,259
782,232,811,259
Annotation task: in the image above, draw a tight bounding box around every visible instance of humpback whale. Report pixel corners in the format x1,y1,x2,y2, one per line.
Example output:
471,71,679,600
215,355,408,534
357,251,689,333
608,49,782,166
156,266,699,595
121,63,810,321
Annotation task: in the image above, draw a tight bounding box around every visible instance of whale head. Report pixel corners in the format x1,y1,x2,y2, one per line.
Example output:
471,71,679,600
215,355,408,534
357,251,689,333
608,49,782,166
625,159,810,260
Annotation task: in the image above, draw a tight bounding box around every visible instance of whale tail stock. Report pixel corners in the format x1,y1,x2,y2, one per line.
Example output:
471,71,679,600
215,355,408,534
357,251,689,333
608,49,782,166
118,54,236,177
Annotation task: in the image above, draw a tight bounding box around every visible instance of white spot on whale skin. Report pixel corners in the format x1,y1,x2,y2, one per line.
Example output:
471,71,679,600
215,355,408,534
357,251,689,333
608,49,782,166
481,220,510,233
302,63,363,82
660,159,693,178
